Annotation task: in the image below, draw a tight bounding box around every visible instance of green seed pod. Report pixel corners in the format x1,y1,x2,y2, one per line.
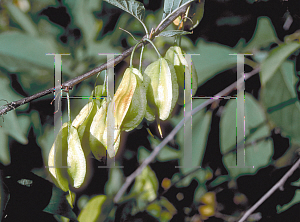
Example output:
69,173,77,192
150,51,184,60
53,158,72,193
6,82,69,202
165,46,198,105
67,125,87,188
72,85,107,156
89,100,122,159
89,68,147,159
91,85,106,99
112,67,137,129
72,84,106,130
144,57,179,121
89,101,108,162
48,123,87,191
48,123,69,191
120,68,146,132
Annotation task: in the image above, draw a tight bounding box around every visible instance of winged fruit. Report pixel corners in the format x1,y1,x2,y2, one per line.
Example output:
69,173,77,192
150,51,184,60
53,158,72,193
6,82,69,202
89,67,146,159
48,123,87,191
165,46,198,105
144,57,179,121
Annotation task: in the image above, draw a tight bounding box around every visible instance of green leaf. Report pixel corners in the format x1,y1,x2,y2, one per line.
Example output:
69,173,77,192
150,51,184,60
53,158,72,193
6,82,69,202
78,195,106,221
209,175,229,188
186,0,205,30
104,0,145,22
0,74,29,150
277,190,300,213
0,129,10,165
260,42,300,86
193,184,206,203
260,61,300,144
6,2,38,36
220,93,273,178
43,186,78,221
162,0,195,20
191,39,238,86
157,30,192,37
156,144,181,162
243,17,278,52
0,32,58,72
105,167,124,196
132,166,158,206
86,37,122,60
78,195,114,222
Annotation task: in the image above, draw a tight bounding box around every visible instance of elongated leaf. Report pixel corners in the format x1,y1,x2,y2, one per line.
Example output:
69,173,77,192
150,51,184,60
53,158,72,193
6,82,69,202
260,61,300,144
162,0,195,20
158,30,192,37
220,93,273,178
104,0,145,21
260,42,300,86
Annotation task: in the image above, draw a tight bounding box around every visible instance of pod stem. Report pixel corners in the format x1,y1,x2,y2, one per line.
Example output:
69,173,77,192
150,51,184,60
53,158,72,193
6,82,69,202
139,45,145,72
93,71,103,97
143,38,162,58
67,91,71,133
130,40,144,67
157,119,163,138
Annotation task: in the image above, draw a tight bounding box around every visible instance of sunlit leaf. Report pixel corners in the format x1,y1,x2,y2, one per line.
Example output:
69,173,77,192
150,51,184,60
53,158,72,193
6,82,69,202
132,166,158,203
78,195,112,222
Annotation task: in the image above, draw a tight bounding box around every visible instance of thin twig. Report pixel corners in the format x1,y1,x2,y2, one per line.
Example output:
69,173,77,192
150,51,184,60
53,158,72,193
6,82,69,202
0,2,191,116
113,67,260,203
238,157,300,222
